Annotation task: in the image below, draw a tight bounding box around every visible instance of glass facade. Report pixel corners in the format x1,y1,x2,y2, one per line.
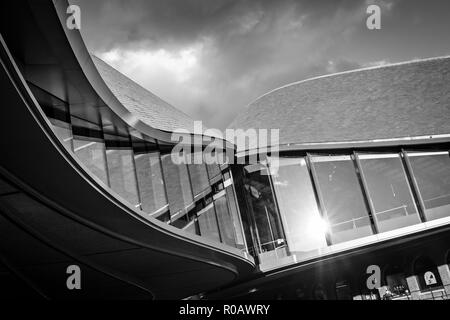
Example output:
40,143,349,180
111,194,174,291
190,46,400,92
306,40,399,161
134,150,167,215
311,155,373,244
272,157,327,258
29,82,247,253
160,152,194,217
225,185,246,250
215,194,237,247
242,150,450,269
188,152,211,197
105,147,140,207
407,151,450,221
72,137,109,186
49,118,73,151
357,153,421,232
29,76,450,269
197,203,221,243
244,164,287,262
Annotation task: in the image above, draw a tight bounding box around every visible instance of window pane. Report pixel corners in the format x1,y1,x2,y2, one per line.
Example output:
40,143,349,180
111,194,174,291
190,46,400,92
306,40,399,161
272,157,327,258
197,204,221,242
49,118,73,151
134,152,167,214
106,148,140,207
187,152,210,196
225,185,246,250
311,155,373,244
215,195,237,247
407,151,450,221
358,153,421,232
73,138,109,186
183,220,199,236
207,163,221,180
244,164,286,253
160,153,194,217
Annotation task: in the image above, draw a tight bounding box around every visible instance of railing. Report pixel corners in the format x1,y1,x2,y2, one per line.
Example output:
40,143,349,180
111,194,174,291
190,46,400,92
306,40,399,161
330,216,371,232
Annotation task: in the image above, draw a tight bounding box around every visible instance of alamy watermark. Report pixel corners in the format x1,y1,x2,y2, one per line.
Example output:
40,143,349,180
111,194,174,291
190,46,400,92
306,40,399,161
366,4,381,30
170,121,280,174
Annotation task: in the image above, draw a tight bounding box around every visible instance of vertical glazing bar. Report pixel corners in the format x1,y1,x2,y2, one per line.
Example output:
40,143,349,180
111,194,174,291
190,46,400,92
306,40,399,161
156,141,172,218
98,113,111,187
265,161,288,249
212,202,223,243
228,170,249,252
353,151,380,235
401,149,427,222
128,135,143,211
306,153,332,246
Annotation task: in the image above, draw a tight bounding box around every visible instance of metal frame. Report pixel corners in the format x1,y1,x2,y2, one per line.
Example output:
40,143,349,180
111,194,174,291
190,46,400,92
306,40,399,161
401,149,428,223
353,151,380,235
306,153,333,246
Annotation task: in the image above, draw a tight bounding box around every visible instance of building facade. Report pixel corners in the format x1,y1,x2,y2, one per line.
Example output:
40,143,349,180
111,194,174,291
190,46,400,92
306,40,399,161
0,0,449,300
215,56,450,300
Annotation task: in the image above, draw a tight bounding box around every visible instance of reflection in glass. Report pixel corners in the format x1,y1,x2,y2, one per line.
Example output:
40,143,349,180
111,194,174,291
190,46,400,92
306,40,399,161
215,195,237,247
244,164,286,254
207,163,221,180
49,118,73,151
183,219,200,235
272,157,327,258
106,148,140,207
225,186,246,250
73,137,109,186
358,153,420,232
187,152,210,196
407,151,450,221
160,153,194,217
134,151,167,214
311,155,373,244
197,204,221,242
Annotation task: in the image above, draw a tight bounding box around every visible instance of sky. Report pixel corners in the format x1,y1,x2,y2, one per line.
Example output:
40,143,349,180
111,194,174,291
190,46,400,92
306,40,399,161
71,0,450,130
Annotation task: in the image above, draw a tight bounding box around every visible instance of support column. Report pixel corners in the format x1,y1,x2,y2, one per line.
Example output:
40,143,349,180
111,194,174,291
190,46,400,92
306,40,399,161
437,264,450,298
406,276,421,300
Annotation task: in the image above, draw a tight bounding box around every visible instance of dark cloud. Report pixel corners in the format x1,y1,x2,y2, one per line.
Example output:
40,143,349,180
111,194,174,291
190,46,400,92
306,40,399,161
71,0,450,129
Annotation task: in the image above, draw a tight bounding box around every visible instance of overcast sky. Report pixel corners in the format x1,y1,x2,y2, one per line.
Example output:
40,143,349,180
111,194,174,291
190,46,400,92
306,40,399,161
71,0,450,129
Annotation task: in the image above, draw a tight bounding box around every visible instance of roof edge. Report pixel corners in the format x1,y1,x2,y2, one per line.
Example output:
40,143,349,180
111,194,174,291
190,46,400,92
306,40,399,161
235,55,450,119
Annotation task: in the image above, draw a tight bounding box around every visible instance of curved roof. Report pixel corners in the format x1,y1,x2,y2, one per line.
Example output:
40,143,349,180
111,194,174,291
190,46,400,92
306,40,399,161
229,56,450,147
92,55,196,133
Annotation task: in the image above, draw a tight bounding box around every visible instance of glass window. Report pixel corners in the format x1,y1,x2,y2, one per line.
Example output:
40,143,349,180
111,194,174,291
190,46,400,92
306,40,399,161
183,219,200,236
207,163,221,180
105,148,140,207
214,195,237,247
73,137,109,186
311,155,373,244
134,151,167,214
49,118,73,151
244,164,286,253
407,151,450,221
358,153,421,232
156,211,170,223
160,153,194,217
272,157,327,258
28,82,74,151
197,204,221,242
225,185,246,250
187,152,210,196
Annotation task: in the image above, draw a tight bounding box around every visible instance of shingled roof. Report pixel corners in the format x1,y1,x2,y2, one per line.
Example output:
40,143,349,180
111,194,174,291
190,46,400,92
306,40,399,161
229,56,450,147
92,55,195,133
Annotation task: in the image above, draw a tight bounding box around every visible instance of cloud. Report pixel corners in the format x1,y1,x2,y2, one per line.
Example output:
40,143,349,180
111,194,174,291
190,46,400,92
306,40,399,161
71,0,450,129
